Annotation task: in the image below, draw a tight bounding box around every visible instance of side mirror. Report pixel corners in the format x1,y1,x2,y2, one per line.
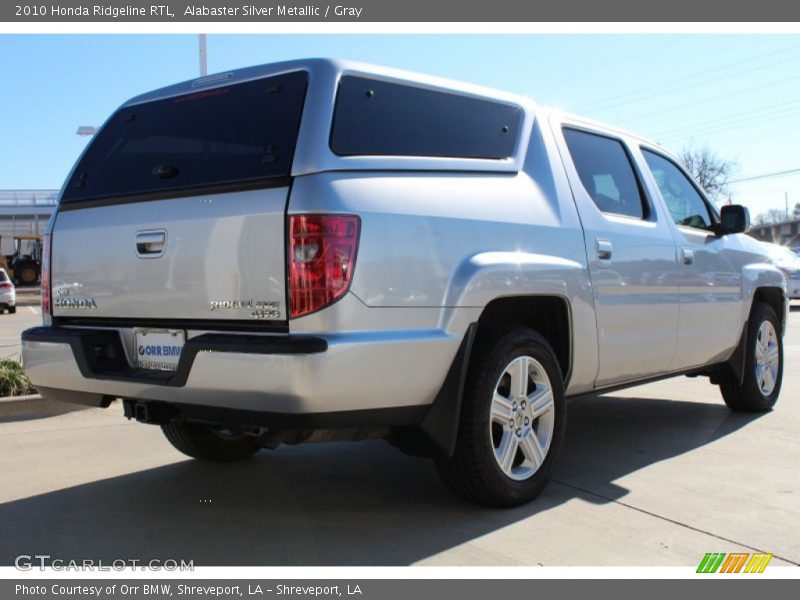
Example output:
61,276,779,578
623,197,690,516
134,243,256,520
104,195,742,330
720,204,750,234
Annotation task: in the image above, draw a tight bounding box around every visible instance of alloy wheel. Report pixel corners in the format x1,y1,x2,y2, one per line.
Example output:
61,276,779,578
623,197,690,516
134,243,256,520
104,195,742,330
489,355,556,481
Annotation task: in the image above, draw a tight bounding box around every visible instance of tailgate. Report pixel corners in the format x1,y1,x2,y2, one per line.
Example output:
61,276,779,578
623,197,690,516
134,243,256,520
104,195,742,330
51,188,288,322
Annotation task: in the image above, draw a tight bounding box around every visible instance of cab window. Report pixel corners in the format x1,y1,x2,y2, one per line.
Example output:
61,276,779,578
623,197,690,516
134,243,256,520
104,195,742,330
642,149,714,230
562,128,648,220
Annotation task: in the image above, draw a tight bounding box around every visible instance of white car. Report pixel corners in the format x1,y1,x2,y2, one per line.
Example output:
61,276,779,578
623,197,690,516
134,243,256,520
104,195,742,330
762,242,800,299
0,268,16,314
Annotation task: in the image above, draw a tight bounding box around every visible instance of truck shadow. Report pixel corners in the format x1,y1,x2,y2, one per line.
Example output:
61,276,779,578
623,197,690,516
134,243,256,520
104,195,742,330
0,395,763,566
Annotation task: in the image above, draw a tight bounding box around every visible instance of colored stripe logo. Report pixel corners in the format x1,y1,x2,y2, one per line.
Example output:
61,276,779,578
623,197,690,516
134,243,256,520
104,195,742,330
697,552,773,573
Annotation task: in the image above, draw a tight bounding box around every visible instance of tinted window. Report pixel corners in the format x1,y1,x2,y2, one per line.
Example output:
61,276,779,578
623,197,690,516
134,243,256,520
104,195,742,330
0,270,8,282
331,76,522,159
62,71,308,203
563,129,647,219
642,150,713,230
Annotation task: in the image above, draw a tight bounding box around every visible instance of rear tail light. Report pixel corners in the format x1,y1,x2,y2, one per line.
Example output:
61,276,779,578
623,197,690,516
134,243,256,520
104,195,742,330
0,282,12,290
289,214,360,318
41,233,51,314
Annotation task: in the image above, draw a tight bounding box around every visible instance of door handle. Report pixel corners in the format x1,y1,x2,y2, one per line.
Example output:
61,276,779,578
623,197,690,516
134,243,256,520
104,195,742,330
596,239,613,261
681,247,694,265
136,230,166,258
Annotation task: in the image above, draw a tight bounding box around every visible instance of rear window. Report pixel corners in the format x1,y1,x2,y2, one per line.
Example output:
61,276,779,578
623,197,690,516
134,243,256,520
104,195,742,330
62,70,308,204
330,76,522,159
0,270,8,282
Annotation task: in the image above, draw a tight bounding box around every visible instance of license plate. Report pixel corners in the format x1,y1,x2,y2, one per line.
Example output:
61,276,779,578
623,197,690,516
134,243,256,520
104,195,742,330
134,329,185,371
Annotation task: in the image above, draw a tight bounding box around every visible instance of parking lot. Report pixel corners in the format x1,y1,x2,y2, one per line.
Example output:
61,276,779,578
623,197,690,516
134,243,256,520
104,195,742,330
0,288,40,361
0,302,798,567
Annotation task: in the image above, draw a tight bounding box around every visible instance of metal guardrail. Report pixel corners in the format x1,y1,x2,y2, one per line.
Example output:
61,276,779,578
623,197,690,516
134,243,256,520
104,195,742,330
0,190,58,207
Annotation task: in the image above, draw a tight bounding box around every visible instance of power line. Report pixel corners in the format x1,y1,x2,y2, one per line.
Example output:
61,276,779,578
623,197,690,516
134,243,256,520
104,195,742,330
574,42,800,111
589,53,800,116
727,168,800,184
613,72,800,125
573,42,800,112
657,104,800,144
716,122,800,151
653,97,800,140
538,36,688,88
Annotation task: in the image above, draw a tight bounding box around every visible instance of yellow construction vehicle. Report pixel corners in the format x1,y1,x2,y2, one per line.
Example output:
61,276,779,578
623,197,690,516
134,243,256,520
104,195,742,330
0,235,43,285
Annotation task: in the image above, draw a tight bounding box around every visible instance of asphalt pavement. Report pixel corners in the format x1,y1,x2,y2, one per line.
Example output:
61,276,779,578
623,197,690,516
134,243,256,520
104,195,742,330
0,287,41,360
0,303,798,566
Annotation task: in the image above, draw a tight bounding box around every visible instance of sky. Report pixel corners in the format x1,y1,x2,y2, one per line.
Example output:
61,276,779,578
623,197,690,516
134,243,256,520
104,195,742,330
1,33,799,219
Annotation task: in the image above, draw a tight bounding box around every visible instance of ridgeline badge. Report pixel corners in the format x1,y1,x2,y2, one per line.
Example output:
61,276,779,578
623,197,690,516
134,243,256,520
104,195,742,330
209,299,281,320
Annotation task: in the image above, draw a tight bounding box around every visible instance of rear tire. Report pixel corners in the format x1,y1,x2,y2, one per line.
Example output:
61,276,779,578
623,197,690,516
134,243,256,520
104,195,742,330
161,421,260,462
719,302,783,412
8,307,16,314
435,326,566,507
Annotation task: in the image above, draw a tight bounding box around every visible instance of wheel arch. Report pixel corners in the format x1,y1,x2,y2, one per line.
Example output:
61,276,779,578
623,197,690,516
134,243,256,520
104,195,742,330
404,251,585,459
439,249,587,386
712,285,786,387
409,294,573,459
476,295,572,384
741,262,786,335
751,286,786,336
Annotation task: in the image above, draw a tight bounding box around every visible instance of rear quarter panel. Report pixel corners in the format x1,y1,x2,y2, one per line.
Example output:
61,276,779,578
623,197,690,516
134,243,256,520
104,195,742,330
289,118,599,394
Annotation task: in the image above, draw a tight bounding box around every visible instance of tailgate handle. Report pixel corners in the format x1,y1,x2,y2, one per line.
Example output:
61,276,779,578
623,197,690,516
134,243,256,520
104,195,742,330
136,230,166,258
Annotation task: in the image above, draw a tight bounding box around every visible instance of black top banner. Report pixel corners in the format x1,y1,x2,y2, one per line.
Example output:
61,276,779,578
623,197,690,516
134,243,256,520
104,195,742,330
4,0,800,22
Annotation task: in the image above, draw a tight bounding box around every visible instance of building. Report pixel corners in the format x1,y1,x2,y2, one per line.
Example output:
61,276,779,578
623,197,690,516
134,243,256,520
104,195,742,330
2,188,798,254
0,190,57,256
748,218,800,248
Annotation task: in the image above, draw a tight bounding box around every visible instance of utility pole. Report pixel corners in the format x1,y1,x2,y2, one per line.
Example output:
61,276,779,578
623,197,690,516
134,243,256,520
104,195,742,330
199,34,208,76
787,192,790,221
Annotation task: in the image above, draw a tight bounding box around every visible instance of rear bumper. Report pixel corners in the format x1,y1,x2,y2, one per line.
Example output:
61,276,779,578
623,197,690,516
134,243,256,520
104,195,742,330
21,325,459,422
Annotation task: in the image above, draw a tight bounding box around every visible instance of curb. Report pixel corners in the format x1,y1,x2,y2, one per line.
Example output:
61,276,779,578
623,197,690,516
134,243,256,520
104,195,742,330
0,394,89,422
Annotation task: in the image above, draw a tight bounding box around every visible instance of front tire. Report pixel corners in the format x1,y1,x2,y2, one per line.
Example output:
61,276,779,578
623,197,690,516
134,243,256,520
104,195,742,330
161,421,261,462
720,302,783,412
435,326,566,507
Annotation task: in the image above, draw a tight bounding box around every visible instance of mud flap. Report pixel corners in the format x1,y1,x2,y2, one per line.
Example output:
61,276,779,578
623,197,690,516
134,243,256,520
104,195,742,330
390,323,477,458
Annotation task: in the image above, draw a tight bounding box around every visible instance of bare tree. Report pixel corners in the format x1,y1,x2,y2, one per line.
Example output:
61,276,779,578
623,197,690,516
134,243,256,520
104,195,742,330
679,144,737,203
754,208,789,226
793,202,800,219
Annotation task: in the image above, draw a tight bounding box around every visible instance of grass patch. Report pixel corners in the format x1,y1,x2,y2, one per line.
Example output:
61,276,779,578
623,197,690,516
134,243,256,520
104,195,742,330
0,359,36,397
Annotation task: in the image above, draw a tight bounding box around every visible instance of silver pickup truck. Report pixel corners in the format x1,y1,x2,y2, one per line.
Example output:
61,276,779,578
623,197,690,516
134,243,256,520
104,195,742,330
22,59,787,507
